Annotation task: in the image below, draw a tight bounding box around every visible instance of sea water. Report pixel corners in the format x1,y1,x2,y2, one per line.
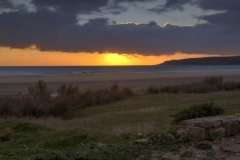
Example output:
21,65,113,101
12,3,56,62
0,65,240,76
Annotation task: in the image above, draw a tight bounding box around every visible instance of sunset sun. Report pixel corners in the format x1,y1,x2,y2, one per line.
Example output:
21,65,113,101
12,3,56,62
103,53,131,65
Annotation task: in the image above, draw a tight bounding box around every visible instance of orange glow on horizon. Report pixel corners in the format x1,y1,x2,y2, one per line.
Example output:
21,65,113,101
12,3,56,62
0,47,218,66
102,53,131,65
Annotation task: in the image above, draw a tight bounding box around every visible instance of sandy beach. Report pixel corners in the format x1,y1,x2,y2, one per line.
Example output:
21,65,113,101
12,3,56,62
1,70,240,95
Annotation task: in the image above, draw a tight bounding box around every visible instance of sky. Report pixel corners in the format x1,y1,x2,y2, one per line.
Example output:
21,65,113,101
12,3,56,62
0,0,240,66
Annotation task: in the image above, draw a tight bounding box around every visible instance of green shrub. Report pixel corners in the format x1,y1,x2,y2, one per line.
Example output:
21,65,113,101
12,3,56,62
149,126,193,149
172,101,225,124
0,128,14,141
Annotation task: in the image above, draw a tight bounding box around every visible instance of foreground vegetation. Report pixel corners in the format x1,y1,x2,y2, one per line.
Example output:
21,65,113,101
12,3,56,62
1,77,240,159
0,120,194,160
148,76,240,94
172,101,225,124
1,90,240,159
1,76,240,118
0,81,133,118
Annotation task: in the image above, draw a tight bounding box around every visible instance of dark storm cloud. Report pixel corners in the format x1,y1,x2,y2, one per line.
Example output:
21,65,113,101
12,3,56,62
193,0,240,33
199,11,240,32
31,0,109,14
148,0,192,14
0,0,239,56
149,0,240,15
31,0,153,15
0,8,77,49
195,0,240,11
0,0,15,9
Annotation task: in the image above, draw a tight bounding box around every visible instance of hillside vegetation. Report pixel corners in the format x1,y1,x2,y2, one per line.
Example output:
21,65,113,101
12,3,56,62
161,56,240,65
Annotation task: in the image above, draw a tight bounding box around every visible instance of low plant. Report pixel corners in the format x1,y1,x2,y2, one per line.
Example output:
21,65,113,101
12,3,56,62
151,76,240,94
0,128,14,142
28,80,52,100
111,83,119,91
78,89,95,108
172,101,225,124
207,132,222,141
121,87,133,96
57,84,81,99
148,126,194,151
148,86,159,94
180,151,193,158
202,76,223,85
0,81,134,118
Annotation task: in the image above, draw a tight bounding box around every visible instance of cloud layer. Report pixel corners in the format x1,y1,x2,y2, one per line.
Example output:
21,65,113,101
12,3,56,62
0,0,240,56
0,0,15,10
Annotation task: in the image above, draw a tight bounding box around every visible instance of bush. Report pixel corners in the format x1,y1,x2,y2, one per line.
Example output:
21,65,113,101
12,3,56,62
152,76,240,94
47,99,70,117
57,84,80,99
0,96,12,116
149,126,193,148
0,82,134,118
111,83,119,91
202,76,223,85
121,87,133,96
148,86,159,94
172,101,225,124
0,128,14,141
28,80,52,100
94,87,125,105
56,84,81,107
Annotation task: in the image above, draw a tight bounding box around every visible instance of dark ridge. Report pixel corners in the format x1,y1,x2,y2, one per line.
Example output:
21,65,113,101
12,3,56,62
161,56,240,65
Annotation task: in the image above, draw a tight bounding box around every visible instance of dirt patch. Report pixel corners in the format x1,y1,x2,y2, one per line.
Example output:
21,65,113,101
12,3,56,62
116,107,163,114
151,135,240,160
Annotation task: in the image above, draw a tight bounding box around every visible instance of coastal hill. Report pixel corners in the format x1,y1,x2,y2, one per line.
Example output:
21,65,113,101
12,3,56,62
161,56,240,65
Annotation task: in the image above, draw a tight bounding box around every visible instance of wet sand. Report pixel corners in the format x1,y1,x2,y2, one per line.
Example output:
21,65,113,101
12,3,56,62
0,70,240,95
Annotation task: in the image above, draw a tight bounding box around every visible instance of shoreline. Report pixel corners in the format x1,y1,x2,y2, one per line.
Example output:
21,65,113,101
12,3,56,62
1,70,240,95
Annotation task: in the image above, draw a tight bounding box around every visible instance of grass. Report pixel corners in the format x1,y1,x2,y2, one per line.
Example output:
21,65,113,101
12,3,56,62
87,91,239,133
1,78,240,159
16,90,239,135
180,151,193,158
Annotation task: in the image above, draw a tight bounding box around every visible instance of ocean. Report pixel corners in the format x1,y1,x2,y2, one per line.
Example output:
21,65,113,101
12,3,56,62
0,65,240,76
